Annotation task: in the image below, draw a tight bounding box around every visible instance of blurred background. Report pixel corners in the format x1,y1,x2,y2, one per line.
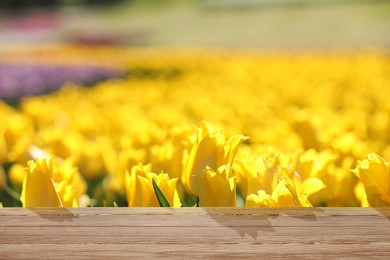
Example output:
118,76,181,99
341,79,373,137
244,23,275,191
0,0,389,49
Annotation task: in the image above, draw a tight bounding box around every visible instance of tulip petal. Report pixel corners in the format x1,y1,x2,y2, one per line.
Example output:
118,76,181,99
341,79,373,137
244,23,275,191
301,177,326,196
246,190,277,207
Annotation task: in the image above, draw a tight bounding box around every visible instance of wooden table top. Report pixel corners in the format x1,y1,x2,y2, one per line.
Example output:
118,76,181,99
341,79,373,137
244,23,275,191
1,207,390,258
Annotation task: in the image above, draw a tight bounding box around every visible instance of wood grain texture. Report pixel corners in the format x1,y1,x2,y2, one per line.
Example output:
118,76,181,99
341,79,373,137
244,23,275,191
1,208,390,259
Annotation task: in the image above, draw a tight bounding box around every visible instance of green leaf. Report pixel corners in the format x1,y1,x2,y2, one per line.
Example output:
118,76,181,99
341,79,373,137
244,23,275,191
152,178,171,207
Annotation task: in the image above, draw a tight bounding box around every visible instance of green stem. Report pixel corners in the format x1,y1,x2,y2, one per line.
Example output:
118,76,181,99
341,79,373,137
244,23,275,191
3,184,21,202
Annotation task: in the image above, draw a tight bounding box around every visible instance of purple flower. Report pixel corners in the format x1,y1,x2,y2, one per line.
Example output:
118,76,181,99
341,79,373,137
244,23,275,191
0,63,123,101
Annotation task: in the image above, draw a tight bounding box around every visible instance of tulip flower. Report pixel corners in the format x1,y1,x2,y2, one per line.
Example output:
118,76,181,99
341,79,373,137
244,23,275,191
2,48,389,208
183,121,248,196
106,147,147,194
20,158,63,207
20,157,87,207
246,190,277,207
353,153,390,206
52,159,87,207
246,176,324,207
234,153,281,200
126,164,181,207
195,164,236,207
241,151,327,207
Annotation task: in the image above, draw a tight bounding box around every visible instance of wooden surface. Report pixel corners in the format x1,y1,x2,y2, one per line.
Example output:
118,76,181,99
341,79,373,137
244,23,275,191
1,208,390,258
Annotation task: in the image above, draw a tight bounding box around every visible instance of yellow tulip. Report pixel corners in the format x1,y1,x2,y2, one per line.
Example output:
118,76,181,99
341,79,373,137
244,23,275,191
298,177,326,199
52,159,87,207
194,164,236,207
20,158,62,207
294,149,351,206
20,157,87,207
246,190,277,207
107,147,146,194
246,176,325,207
125,164,152,207
183,121,247,195
235,153,281,199
290,176,326,206
126,164,181,207
353,153,390,206
274,178,310,207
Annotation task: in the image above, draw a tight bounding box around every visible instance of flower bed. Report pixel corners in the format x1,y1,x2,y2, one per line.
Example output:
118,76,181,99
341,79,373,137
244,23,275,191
0,63,123,102
1,46,390,208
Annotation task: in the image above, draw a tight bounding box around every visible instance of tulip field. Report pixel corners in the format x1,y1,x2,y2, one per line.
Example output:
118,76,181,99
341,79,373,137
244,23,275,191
1,45,390,208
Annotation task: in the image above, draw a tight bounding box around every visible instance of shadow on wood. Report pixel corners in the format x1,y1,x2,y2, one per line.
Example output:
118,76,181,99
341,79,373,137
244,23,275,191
202,207,325,238
27,207,78,222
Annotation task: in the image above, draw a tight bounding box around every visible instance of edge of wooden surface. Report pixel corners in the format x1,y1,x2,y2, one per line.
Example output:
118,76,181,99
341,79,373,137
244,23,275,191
1,208,390,258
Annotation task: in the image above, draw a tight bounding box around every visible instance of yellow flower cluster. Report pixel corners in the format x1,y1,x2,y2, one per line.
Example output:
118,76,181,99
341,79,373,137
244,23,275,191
126,163,181,207
1,46,390,207
20,157,87,207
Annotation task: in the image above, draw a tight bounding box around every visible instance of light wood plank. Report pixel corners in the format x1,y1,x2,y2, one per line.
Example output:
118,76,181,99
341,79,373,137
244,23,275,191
1,208,390,258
